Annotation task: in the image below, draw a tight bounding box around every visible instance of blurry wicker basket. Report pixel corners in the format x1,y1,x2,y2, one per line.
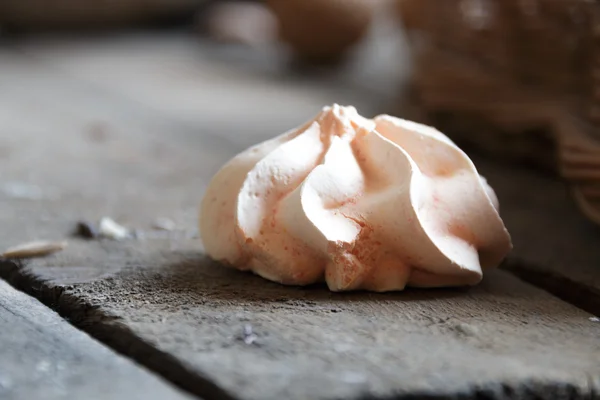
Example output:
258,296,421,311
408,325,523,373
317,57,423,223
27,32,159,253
0,0,204,31
398,0,600,225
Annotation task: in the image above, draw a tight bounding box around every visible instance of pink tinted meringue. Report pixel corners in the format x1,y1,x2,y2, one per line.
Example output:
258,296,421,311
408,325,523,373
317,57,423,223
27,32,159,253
200,104,512,292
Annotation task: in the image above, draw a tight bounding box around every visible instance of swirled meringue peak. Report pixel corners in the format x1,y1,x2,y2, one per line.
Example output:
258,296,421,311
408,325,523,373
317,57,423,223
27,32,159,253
200,104,512,292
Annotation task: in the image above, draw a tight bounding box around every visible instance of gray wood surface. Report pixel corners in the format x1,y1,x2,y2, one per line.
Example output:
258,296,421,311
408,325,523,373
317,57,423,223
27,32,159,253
0,270,192,400
475,156,600,316
4,257,600,400
0,30,599,400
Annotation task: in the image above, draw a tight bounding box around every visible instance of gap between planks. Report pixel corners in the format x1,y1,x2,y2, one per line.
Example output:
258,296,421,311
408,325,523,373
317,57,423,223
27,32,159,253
0,260,233,400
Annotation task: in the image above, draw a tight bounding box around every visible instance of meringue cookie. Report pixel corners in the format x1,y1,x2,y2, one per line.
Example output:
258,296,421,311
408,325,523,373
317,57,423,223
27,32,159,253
200,104,511,292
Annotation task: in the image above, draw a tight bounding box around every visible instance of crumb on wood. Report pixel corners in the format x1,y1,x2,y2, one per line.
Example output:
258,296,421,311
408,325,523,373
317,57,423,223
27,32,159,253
152,217,176,231
242,324,258,345
454,323,479,337
75,220,99,239
99,217,131,240
2,240,67,259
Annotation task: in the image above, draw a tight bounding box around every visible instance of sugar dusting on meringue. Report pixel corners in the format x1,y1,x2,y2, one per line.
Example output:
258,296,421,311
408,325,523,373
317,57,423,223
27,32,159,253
200,105,512,292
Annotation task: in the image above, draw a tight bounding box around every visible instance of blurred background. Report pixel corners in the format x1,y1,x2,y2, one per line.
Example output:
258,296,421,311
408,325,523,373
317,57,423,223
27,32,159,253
1,0,599,225
0,0,409,148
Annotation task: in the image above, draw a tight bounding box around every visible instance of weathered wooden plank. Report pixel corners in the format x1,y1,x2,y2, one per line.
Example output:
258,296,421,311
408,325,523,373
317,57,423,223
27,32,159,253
3,246,600,400
0,271,192,400
0,35,599,400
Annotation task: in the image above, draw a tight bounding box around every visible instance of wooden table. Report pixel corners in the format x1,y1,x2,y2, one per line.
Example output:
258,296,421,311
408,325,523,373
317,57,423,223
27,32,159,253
1,26,599,400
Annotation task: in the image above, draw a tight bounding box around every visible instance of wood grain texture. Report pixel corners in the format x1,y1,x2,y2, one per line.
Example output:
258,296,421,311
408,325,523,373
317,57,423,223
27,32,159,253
3,248,600,400
0,271,192,400
0,33,599,400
